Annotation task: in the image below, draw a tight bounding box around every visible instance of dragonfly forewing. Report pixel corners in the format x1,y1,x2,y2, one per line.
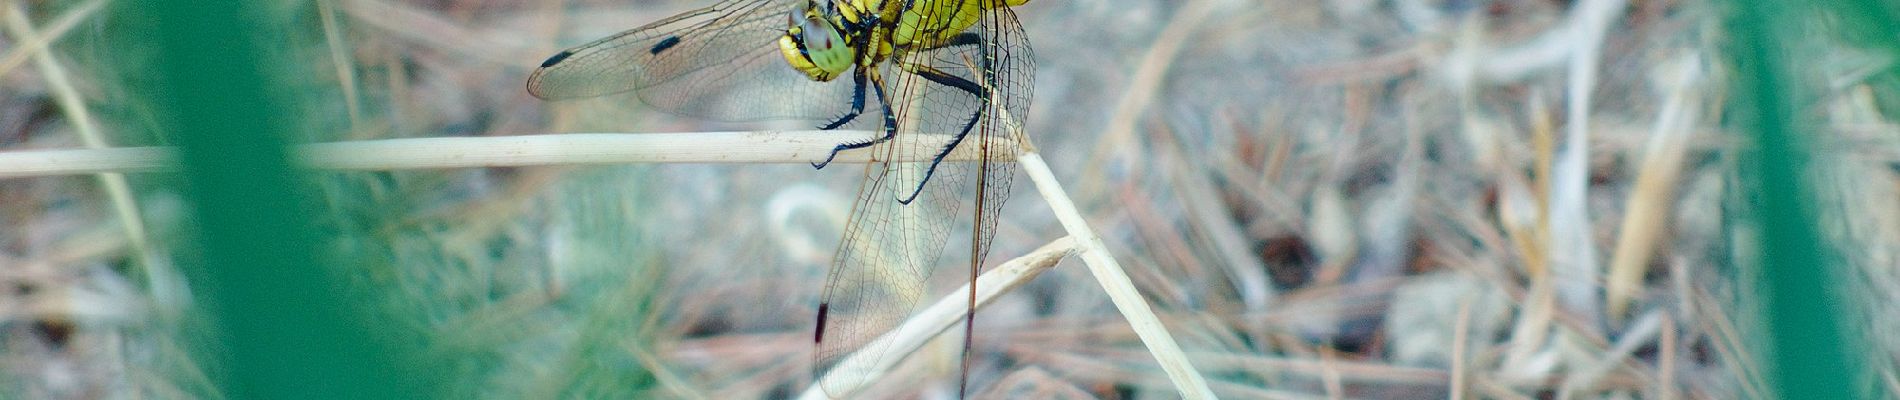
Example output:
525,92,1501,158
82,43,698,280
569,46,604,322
527,0,858,122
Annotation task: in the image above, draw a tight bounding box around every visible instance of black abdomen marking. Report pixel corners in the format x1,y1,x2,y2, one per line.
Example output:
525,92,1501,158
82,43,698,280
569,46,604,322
650,36,682,54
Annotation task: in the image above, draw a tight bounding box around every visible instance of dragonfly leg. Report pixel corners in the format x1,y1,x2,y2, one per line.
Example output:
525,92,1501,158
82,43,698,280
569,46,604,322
812,70,901,169
894,63,991,205
819,66,870,130
898,101,983,205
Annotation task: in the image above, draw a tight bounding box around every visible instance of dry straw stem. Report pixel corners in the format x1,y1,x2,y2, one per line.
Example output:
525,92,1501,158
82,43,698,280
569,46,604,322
1550,0,1628,325
0,146,174,178
1450,297,1474,400
1605,53,1702,321
0,131,1017,178
799,237,1077,400
1556,310,1665,400
1020,151,1218,400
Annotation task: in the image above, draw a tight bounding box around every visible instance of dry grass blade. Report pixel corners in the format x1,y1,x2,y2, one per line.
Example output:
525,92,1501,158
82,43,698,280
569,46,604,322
1555,310,1663,399
0,146,176,178
1020,151,1217,399
1550,0,1630,326
1450,296,1473,400
0,131,1023,177
1606,53,1703,320
798,237,1077,400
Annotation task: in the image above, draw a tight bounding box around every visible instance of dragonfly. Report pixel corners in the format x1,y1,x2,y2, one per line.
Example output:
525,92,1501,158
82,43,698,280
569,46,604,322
525,0,1033,396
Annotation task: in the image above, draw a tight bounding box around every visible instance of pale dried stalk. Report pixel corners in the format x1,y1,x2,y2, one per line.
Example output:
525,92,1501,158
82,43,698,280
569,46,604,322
1020,151,1218,400
1450,297,1474,400
1498,92,1559,375
0,131,1015,178
798,238,1078,400
1555,310,1664,400
1550,0,1629,325
1605,53,1702,320
0,147,176,178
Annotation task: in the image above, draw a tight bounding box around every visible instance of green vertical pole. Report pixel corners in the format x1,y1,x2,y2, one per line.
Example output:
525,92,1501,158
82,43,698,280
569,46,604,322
137,2,417,398
1726,1,1861,399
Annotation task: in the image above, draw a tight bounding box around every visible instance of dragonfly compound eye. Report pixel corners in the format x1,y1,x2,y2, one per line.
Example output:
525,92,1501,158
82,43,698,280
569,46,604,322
779,9,854,82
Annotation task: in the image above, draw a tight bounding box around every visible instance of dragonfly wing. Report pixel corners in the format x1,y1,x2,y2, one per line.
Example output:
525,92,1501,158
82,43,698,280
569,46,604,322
967,5,1033,285
812,62,971,395
812,143,962,394
941,7,1032,395
526,0,855,122
813,1,1034,396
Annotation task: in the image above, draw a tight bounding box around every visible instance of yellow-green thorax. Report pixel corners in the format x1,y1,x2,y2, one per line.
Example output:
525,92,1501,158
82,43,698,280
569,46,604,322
778,0,1029,82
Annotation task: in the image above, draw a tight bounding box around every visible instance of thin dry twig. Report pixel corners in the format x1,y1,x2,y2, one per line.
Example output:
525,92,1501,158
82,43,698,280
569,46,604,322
0,131,1017,177
1451,296,1474,400
798,237,1078,400
0,146,176,178
1556,310,1664,399
1606,52,1702,320
1020,151,1218,399
1550,0,1630,326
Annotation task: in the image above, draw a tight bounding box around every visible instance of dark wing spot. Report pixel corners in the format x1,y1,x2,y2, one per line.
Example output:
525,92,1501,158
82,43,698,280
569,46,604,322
814,303,830,343
539,50,574,68
650,36,683,55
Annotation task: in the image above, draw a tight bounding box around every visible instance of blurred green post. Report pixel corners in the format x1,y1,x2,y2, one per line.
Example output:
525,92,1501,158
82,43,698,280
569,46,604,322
1727,0,1862,398
138,1,419,398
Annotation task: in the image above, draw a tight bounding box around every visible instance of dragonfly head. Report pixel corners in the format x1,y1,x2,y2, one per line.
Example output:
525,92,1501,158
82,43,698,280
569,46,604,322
780,1,856,82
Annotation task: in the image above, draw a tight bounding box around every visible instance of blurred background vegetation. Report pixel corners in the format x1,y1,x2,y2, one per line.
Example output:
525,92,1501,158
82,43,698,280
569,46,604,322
1,0,1896,398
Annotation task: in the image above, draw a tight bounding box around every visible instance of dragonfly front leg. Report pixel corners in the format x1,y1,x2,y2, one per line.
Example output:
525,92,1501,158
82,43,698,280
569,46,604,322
813,70,900,169
818,69,869,130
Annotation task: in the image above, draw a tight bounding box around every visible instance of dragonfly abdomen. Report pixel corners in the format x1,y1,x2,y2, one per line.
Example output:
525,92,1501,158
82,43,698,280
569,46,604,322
886,0,1027,51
